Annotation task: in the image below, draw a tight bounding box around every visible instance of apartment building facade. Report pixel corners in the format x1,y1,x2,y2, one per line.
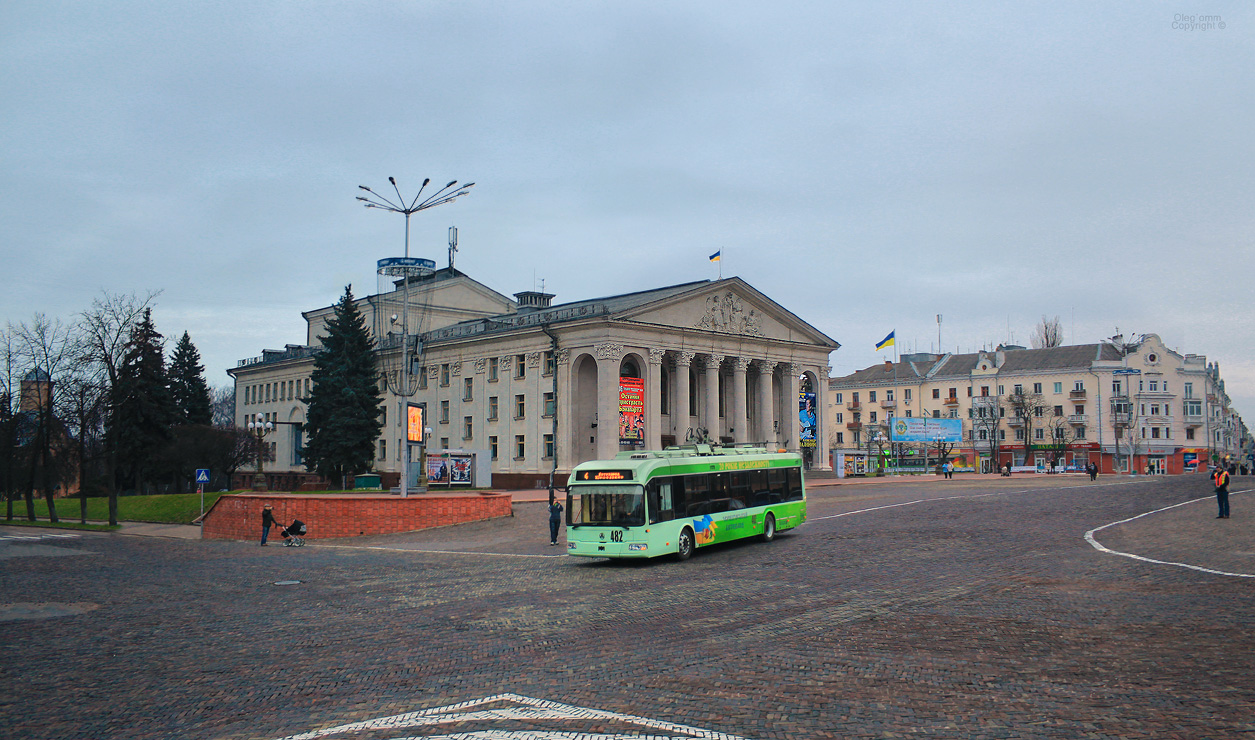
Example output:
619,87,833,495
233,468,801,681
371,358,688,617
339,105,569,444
828,334,1244,475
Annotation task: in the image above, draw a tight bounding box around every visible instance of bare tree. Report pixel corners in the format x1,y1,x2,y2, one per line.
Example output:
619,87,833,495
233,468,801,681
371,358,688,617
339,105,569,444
80,290,160,524
1105,332,1144,473
970,395,1002,472
1044,413,1078,472
210,385,236,428
864,423,889,472
1008,386,1050,467
1031,315,1064,349
15,314,78,522
59,336,110,523
0,324,20,520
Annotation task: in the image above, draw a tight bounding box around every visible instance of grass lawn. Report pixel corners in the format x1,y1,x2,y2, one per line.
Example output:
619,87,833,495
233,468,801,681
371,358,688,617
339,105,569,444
3,486,487,526
4,492,233,525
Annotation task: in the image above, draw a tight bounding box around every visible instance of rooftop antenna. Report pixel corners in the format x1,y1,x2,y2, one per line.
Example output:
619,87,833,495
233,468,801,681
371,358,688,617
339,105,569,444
448,226,458,270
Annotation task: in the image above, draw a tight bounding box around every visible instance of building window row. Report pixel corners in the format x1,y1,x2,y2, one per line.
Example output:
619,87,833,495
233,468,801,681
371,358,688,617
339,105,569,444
244,378,309,405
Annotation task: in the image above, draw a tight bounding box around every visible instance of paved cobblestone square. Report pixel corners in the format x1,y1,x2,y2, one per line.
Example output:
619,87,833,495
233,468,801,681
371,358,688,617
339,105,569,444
2,474,1253,739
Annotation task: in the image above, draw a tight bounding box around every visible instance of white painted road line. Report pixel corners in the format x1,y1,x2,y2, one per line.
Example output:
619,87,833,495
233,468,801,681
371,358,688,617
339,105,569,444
272,692,749,740
1084,488,1254,579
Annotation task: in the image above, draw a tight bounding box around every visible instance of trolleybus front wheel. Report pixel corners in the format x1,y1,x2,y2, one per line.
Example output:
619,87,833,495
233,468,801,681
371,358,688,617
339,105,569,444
676,527,694,561
762,513,776,542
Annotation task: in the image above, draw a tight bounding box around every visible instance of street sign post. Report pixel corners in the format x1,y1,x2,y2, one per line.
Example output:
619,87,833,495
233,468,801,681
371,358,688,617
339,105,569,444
196,469,210,522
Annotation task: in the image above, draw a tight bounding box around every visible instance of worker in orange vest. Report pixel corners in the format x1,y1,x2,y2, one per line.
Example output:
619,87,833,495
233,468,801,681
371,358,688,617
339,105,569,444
1213,466,1231,519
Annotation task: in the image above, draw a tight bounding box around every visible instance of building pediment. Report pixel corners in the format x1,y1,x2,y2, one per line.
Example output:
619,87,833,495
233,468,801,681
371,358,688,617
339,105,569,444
614,278,839,349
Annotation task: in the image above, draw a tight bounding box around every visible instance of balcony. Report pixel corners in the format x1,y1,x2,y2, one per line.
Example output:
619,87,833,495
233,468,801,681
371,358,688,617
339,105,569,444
943,396,960,406
880,398,896,409
1111,412,1132,426
1068,414,1088,425
1183,414,1204,427
1006,416,1026,427
1069,388,1087,399
847,400,861,410
846,421,862,430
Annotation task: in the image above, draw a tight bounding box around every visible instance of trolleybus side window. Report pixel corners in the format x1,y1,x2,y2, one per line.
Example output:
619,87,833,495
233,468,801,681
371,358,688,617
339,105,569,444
785,468,803,501
766,469,787,504
685,474,712,516
647,479,675,524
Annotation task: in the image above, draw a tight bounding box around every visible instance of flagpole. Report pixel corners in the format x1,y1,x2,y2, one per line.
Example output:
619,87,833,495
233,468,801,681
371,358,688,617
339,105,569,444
893,336,898,476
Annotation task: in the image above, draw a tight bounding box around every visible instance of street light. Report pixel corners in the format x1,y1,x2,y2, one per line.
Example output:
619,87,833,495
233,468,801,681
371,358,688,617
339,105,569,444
248,419,275,491
359,177,473,498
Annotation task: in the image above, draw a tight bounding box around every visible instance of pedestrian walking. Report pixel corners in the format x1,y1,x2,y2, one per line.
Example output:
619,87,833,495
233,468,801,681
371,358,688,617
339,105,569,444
944,461,953,479
1213,466,1231,519
1088,462,1098,481
548,498,564,546
261,504,277,546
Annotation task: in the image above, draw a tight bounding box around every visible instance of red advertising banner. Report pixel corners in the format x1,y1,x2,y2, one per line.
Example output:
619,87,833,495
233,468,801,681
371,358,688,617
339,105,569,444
619,377,645,443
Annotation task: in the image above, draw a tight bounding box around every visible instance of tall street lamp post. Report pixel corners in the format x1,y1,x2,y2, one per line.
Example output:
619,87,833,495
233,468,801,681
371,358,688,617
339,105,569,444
358,177,473,498
248,419,275,491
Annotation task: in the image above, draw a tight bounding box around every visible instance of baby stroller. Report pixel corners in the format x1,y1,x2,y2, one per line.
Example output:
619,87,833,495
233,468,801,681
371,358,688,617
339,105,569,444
280,519,307,547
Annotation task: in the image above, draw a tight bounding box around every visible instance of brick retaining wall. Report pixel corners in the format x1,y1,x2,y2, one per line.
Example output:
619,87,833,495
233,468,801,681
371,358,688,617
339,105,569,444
202,492,513,541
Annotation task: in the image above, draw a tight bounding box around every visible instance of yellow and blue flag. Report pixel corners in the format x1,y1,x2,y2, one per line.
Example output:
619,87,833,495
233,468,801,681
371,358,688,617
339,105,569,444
875,330,895,351
708,250,721,262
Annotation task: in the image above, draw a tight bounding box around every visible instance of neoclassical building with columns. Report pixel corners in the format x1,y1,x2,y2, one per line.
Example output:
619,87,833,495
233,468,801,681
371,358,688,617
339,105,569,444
229,268,839,489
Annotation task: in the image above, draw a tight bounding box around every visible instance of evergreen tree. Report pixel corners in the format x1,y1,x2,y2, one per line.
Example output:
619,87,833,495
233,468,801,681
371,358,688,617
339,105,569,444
107,309,176,493
168,331,212,425
302,285,383,488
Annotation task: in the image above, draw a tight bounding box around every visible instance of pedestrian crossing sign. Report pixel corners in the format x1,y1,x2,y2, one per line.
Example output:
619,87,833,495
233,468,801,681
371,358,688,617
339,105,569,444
196,469,210,484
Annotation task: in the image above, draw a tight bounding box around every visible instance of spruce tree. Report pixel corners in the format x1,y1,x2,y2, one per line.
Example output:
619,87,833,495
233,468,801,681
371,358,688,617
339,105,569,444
302,285,383,488
107,309,176,493
168,331,212,425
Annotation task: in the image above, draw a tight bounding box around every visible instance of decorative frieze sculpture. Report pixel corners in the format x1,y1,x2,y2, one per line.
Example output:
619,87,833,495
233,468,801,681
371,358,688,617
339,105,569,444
695,291,764,336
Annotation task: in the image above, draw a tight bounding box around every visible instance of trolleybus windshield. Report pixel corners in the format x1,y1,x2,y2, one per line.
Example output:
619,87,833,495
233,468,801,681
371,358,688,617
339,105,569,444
568,484,645,528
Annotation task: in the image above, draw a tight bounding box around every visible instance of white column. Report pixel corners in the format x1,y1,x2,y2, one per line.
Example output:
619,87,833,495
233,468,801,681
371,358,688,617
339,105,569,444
732,357,750,444
780,363,800,453
755,360,777,446
555,349,574,472
674,351,694,440
646,348,665,451
703,354,724,440
815,366,832,470
595,344,621,461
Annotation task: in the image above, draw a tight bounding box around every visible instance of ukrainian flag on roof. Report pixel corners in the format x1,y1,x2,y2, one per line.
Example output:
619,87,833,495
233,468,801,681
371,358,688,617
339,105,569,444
875,330,895,351
708,250,721,262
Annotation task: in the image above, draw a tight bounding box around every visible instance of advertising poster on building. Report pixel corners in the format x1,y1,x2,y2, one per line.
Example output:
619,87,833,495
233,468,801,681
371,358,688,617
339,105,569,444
799,391,817,448
890,417,963,443
427,456,450,485
449,454,473,486
619,377,645,444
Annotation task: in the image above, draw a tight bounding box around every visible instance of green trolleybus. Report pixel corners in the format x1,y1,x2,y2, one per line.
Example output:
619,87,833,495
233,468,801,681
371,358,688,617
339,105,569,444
565,444,806,560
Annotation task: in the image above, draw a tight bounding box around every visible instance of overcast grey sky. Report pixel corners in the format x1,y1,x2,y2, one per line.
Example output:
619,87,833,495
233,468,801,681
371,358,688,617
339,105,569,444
3,2,1252,416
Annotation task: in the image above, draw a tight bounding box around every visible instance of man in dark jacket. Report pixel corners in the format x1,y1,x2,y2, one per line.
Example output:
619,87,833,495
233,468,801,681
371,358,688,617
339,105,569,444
261,505,277,545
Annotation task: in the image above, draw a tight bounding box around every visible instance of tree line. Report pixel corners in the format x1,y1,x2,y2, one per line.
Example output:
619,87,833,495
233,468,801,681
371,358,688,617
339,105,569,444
1,292,252,525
